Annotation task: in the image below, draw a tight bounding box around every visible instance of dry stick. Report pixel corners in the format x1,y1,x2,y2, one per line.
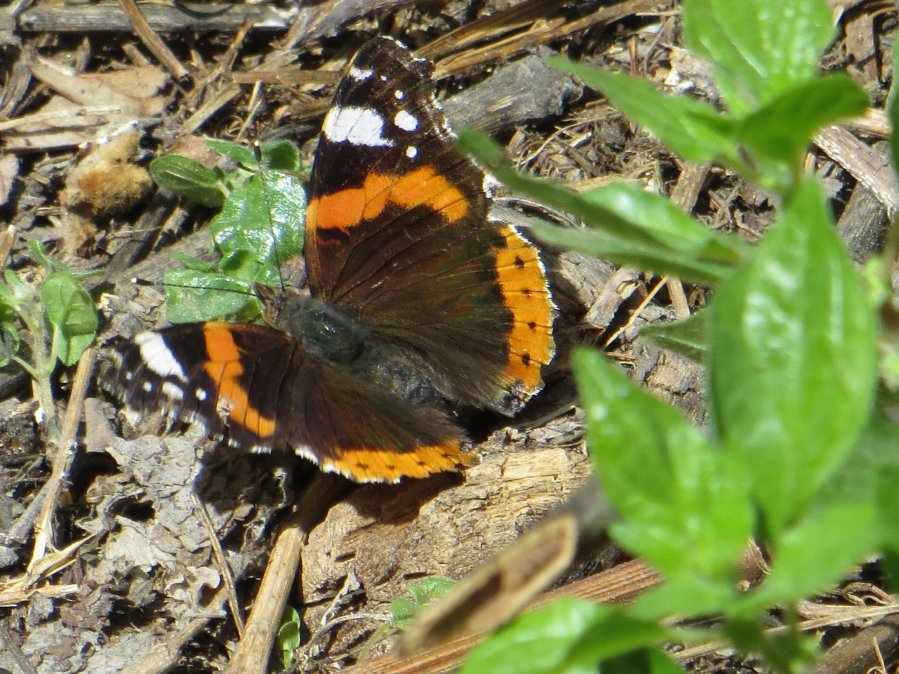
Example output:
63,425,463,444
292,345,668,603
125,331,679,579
117,0,190,80
0,225,15,268
28,346,97,568
221,522,304,674
18,2,290,33
418,0,569,59
192,493,245,638
0,106,124,132
666,162,711,319
814,125,899,216
602,275,669,348
344,560,662,674
278,0,417,49
433,0,665,79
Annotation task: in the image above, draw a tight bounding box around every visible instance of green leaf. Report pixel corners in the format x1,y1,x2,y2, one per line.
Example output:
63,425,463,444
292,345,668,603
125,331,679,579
406,576,455,606
545,59,740,166
2,270,31,304
682,0,836,114
276,605,302,670
639,311,708,363
460,598,604,674
736,74,868,167
170,252,218,273
604,648,686,674
0,303,19,367
27,240,58,273
390,576,455,629
40,272,99,366
260,139,302,171
205,138,257,166
459,131,744,285
563,608,670,671
629,573,738,623
737,502,877,613
149,155,226,208
581,183,748,265
709,178,878,535
164,268,261,324
573,347,753,578
210,170,305,266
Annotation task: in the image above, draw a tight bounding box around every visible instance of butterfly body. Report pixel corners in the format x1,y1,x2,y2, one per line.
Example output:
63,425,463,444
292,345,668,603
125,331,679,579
110,37,555,483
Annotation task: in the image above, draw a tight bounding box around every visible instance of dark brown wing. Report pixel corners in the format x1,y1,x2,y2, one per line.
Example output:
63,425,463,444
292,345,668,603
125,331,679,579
110,322,468,482
304,37,554,414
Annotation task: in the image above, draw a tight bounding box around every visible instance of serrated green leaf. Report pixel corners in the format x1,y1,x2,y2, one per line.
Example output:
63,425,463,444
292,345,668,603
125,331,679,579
639,311,708,363
461,598,604,674
164,268,261,323
205,138,257,166
573,347,753,578
545,60,741,166
737,74,868,167
150,155,226,207
682,0,836,114
709,178,877,535
210,170,305,266
170,252,218,273
40,272,98,366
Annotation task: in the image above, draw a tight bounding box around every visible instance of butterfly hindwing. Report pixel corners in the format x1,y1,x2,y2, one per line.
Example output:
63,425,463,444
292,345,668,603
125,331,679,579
110,322,467,482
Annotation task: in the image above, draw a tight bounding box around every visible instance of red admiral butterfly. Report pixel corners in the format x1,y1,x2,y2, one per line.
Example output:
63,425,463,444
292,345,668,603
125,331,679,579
110,37,555,482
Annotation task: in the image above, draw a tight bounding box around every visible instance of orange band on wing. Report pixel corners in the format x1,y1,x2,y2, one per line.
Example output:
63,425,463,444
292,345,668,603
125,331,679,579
202,325,277,438
321,440,471,483
308,166,469,233
494,226,555,391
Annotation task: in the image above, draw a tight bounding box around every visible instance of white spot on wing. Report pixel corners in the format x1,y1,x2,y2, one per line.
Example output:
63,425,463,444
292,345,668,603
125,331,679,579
195,388,208,401
323,106,394,147
136,332,187,382
162,382,184,401
394,89,404,100
142,381,153,393
349,66,373,81
406,146,418,159
394,110,418,132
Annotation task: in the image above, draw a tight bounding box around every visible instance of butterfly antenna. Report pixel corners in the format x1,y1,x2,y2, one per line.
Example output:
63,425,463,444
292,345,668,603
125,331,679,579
253,140,286,292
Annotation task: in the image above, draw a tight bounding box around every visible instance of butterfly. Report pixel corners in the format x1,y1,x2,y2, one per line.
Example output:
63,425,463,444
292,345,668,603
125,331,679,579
109,37,555,483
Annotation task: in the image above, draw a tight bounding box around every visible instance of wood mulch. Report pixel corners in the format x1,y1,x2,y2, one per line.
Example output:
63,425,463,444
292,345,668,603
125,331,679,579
0,1,896,672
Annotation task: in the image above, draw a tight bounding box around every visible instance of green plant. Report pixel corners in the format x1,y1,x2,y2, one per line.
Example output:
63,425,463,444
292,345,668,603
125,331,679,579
360,576,456,658
0,240,100,432
455,0,896,671
276,604,303,670
148,139,307,323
